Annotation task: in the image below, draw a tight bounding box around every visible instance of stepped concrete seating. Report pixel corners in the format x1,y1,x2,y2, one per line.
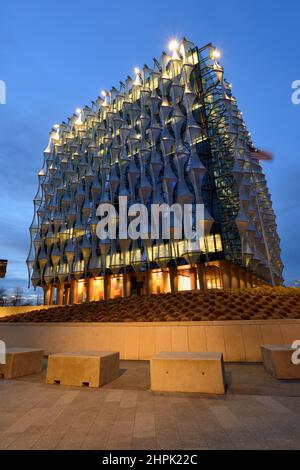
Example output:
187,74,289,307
261,345,300,380
150,351,226,395
0,348,44,379
46,351,119,388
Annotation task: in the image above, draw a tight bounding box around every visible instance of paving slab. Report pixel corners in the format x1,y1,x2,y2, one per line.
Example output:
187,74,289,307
0,359,300,449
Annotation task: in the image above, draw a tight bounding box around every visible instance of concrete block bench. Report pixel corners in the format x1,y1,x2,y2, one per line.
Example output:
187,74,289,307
150,352,226,395
0,348,44,379
261,345,300,380
46,351,119,388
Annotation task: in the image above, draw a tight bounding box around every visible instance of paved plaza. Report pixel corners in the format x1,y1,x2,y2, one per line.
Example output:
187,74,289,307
1,360,300,450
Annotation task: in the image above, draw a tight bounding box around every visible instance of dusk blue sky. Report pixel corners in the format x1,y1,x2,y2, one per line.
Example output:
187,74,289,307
0,0,299,299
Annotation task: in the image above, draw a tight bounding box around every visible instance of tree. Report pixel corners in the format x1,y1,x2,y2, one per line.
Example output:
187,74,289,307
289,280,300,288
10,287,23,306
0,287,7,306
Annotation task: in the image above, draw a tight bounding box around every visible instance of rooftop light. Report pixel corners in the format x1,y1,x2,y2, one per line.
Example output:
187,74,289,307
212,49,221,60
168,39,179,52
74,108,83,126
134,67,142,86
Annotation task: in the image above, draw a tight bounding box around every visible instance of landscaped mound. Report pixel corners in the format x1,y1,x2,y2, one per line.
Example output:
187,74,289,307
1,287,300,323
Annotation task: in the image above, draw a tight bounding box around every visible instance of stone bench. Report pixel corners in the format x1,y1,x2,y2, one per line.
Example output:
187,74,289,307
0,348,44,379
150,352,226,395
46,351,119,388
261,345,300,380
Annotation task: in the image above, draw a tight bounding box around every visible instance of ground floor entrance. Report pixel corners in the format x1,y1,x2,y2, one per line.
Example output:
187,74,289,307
43,261,266,306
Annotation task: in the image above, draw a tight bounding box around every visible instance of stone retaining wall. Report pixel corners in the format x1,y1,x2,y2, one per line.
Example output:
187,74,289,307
1,320,300,362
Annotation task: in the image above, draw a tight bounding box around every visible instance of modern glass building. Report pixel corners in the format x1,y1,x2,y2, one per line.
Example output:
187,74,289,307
27,38,283,305
0,260,8,279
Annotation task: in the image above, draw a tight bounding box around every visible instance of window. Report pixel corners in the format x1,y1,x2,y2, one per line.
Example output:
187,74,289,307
178,269,192,291
94,278,104,301
111,277,123,298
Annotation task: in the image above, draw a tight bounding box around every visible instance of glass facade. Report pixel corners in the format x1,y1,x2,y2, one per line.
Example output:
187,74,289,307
27,39,283,305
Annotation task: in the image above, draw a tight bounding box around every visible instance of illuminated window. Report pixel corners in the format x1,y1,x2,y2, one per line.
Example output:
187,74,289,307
77,280,87,303
161,243,171,258
206,236,215,253
178,269,192,291
111,252,122,267
94,278,104,301
124,251,131,265
206,269,222,289
176,240,186,257
111,277,123,298
152,271,164,294
153,244,159,260
215,234,223,252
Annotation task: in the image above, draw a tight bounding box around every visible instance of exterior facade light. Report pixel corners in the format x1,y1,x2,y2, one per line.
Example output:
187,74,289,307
74,108,83,126
168,39,179,52
212,49,221,60
134,67,141,86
